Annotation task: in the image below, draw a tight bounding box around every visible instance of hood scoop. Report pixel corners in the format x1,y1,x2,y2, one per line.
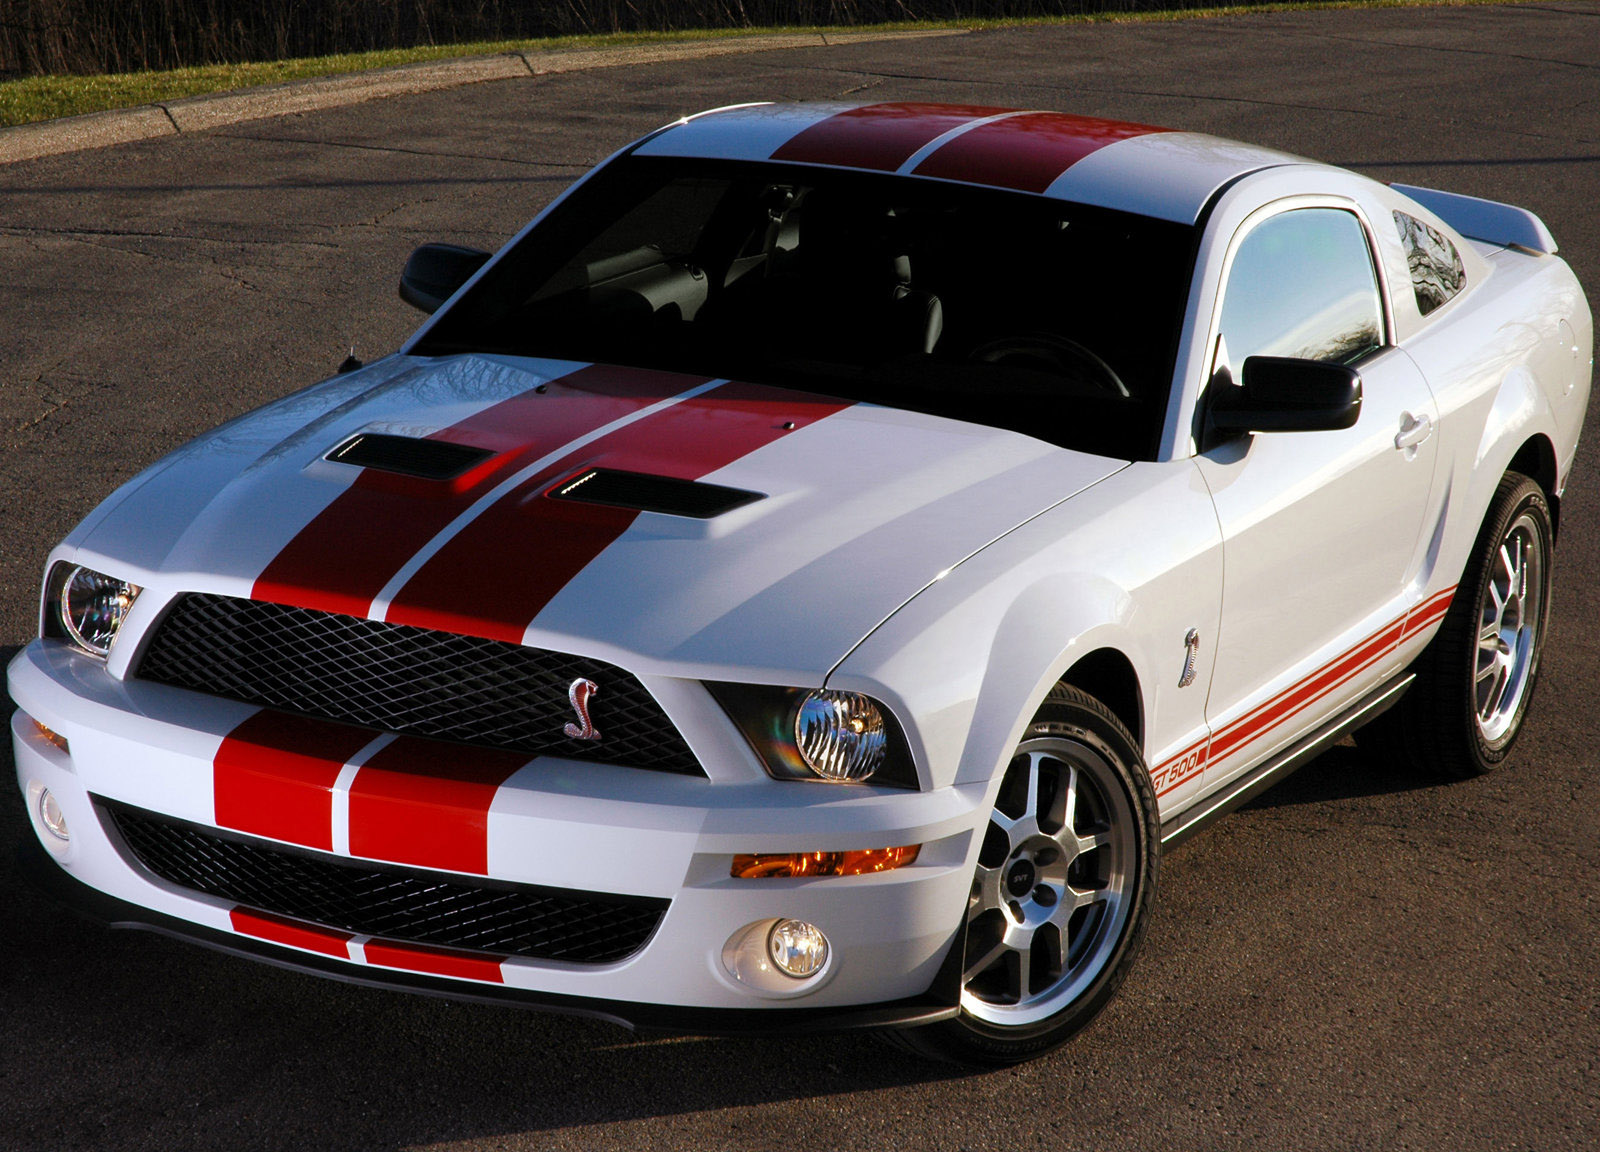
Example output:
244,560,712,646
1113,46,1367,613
326,433,495,481
550,469,764,519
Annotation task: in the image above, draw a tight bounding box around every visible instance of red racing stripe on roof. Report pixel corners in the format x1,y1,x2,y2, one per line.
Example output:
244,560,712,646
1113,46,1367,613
346,737,528,874
213,709,376,851
252,364,702,618
363,938,506,983
231,907,354,958
771,102,1013,171
912,111,1169,193
381,381,853,643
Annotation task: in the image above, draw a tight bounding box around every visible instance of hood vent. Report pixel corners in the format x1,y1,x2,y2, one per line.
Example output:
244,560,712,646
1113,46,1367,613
550,469,764,519
326,433,494,480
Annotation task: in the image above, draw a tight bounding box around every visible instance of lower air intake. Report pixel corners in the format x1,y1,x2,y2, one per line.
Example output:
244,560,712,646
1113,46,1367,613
104,801,667,964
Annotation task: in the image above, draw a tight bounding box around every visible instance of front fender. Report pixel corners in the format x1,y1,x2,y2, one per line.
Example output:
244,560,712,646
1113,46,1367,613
826,460,1223,801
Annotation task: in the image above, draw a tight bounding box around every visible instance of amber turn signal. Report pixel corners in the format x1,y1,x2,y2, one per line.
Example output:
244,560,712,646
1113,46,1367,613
32,719,70,754
730,844,920,879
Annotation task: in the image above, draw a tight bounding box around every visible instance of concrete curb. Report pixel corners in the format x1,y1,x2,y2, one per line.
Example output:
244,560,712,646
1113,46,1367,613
0,28,967,165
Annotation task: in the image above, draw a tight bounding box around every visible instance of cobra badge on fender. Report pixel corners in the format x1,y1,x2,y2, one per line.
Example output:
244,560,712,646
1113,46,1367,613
563,678,601,741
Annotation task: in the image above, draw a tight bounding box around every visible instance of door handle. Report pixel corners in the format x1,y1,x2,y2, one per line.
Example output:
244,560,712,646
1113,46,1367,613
1395,411,1433,451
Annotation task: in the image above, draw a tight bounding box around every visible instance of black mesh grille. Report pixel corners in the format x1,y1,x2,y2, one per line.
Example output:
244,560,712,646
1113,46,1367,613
104,801,667,964
136,593,703,776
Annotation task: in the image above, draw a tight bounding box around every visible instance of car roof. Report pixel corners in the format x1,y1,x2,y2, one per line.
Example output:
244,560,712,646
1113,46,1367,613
634,101,1309,225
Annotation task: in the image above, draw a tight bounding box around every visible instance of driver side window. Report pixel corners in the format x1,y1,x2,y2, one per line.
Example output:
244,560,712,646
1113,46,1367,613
1220,208,1384,367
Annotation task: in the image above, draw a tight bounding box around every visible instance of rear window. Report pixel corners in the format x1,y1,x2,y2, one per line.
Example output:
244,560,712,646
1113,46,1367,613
417,157,1197,462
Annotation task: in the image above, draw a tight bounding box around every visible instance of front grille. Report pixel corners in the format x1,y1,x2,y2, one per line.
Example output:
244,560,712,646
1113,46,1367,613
136,593,703,776
104,801,667,964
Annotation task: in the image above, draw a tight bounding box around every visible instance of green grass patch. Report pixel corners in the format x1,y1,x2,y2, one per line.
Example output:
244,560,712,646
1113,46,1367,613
0,1,1508,130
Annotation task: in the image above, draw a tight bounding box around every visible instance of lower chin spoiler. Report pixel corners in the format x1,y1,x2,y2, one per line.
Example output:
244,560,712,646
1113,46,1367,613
14,838,961,1038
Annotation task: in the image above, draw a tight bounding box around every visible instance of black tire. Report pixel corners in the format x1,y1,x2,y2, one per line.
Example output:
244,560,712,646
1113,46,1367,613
883,684,1159,1066
1358,471,1553,778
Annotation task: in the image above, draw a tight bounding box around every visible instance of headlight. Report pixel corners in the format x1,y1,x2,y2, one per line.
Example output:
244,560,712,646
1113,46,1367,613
794,690,887,781
46,563,142,658
707,683,919,789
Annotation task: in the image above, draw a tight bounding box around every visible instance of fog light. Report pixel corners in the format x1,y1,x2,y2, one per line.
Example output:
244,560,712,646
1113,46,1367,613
38,788,69,841
768,919,829,979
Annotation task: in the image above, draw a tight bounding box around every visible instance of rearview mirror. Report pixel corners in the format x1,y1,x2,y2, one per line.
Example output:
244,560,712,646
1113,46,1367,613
399,243,491,314
1208,356,1363,438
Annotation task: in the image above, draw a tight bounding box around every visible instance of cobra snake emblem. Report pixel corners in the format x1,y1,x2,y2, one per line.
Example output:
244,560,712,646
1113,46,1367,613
563,678,601,740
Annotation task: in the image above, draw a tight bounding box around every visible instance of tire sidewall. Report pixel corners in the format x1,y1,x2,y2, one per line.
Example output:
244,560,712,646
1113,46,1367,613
1458,478,1553,768
946,687,1160,1063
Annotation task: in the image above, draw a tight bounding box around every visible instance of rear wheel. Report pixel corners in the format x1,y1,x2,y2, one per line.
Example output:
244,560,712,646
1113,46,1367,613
885,684,1158,1066
1358,471,1552,777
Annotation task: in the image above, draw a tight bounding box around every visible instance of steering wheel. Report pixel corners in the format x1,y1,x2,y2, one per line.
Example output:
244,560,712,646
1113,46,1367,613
969,334,1131,398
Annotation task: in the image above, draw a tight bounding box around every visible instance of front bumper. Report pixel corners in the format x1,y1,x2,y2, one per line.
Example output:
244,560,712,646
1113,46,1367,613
9,640,981,1032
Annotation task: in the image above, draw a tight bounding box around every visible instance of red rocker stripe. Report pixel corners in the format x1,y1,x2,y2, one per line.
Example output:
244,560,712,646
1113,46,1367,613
213,709,375,851
346,737,529,875
383,380,853,642
771,102,1014,171
1151,586,1457,795
912,111,1170,193
252,364,702,618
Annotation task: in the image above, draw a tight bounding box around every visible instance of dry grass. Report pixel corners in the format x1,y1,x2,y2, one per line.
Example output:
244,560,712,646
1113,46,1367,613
0,1,1510,130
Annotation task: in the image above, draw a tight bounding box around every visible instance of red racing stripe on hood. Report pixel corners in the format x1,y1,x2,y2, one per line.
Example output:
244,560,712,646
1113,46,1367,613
213,709,376,851
252,364,711,618
346,737,528,874
771,102,1013,171
911,111,1170,193
381,381,852,642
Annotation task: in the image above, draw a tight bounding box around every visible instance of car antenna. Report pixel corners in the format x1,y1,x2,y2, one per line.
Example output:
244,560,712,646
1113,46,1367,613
337,344,363,374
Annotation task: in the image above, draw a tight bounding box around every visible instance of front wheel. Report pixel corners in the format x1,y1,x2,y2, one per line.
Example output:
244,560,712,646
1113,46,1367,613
885,684,1159,1066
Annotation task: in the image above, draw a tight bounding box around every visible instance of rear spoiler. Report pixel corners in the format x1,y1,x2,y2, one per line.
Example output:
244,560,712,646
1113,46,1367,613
1391,183,1558,255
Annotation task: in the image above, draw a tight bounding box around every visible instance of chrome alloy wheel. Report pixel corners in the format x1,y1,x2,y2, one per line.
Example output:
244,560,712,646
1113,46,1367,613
962,735,1138,1027
1475,510,1545,745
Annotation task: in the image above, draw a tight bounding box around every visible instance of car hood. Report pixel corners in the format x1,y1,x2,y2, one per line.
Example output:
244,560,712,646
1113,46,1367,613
76,355,1125,679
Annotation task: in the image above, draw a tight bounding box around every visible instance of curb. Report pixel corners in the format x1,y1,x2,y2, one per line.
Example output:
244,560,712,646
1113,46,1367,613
0,28,966,165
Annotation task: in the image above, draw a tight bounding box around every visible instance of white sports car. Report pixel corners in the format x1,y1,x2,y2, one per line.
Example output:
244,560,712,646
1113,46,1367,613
9,102,1591,1065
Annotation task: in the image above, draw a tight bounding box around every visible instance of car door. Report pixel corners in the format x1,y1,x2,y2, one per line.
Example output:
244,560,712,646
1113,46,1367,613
1195,203,1440,790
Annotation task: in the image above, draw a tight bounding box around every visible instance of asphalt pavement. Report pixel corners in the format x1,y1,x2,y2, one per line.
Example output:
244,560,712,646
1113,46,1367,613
2,4,1597,1150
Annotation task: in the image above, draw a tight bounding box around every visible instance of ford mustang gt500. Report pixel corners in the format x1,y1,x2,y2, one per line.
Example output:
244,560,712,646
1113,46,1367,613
10,102,1591,1065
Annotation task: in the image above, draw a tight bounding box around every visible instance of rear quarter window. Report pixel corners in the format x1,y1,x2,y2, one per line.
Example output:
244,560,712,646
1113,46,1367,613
1394,210,1466,316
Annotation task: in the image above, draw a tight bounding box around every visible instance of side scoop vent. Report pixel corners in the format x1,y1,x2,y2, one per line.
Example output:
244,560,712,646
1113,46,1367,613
325,433,494,480
550,469,764,519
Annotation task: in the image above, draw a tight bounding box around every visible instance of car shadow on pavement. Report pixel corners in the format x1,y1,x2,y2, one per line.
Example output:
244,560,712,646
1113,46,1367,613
1239,742,1442,811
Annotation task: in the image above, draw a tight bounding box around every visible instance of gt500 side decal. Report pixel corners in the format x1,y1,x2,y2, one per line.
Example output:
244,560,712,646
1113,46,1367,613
1151,586,1457,796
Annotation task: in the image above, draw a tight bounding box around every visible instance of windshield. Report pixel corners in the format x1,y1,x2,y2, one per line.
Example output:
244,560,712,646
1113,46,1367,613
415,156,1195,461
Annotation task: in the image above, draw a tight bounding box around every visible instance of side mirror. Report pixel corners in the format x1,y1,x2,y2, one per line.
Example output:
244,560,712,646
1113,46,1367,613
1208,356,1363,437
399,243,491,314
